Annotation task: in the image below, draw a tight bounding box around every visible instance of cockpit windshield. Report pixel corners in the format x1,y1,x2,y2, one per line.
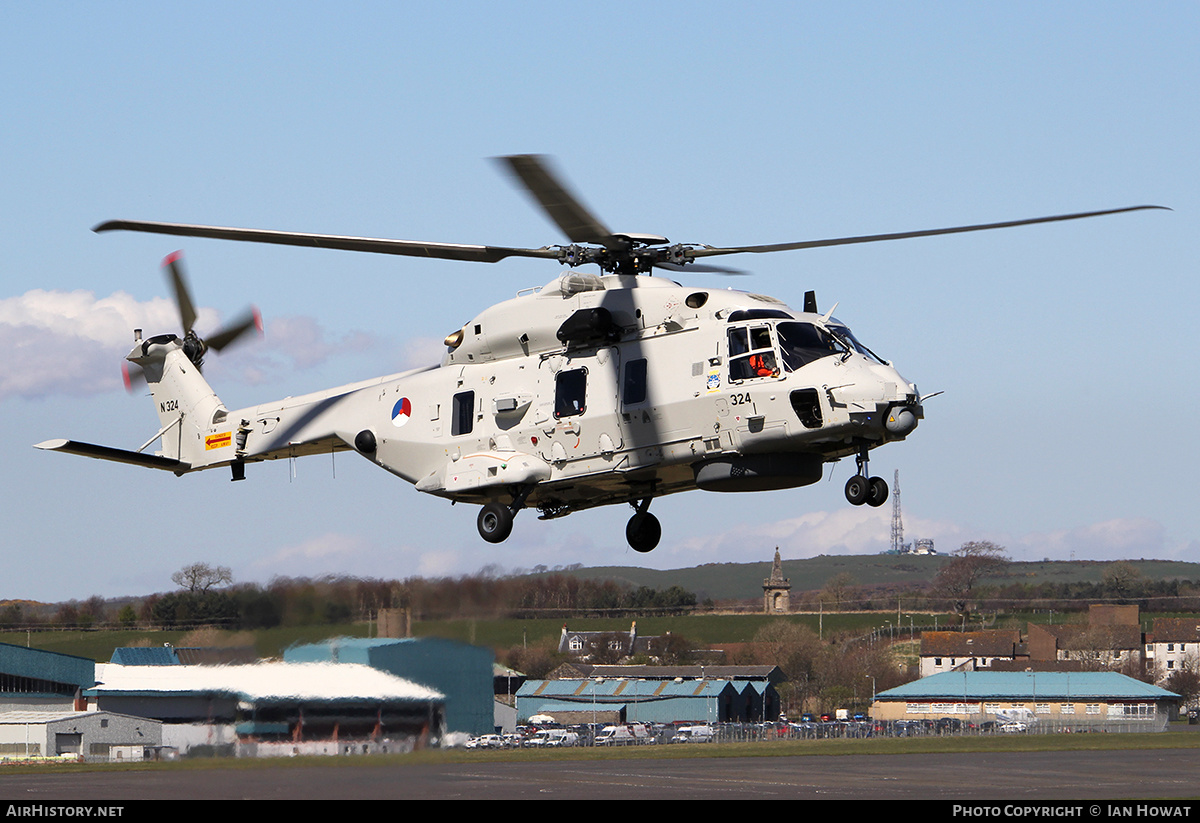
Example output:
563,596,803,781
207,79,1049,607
776,322,846,371
827,323,886,364
727,319,886,380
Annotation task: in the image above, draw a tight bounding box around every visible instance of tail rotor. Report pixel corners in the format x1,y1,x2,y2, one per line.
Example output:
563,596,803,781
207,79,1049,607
123,251,263,391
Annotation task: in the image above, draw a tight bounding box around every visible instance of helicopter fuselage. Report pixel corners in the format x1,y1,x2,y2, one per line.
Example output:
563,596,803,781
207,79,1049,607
158,272,921,526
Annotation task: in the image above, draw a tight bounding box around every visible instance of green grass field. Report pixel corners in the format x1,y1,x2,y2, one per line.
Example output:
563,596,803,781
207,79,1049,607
4,728,1197,776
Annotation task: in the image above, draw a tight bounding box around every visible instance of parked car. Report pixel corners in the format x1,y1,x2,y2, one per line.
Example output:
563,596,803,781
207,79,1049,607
465,734,504,749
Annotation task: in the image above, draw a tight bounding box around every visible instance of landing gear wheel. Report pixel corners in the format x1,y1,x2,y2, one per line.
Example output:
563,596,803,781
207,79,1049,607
477,503,514,544
845,474,870,506
867,476,889,507
626,511,662,553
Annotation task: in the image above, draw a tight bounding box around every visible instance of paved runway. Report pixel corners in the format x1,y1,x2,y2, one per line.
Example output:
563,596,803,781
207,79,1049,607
2,748,1198,800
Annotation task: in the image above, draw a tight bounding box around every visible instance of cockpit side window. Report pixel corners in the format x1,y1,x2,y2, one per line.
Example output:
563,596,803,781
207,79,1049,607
728,325,778,381
727,327,749,357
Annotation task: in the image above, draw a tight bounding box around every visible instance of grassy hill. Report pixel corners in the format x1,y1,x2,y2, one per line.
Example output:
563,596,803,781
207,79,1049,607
547,555,1200,602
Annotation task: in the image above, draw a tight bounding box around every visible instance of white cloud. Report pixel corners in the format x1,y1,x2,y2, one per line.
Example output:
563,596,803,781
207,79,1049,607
654,509,1178,566
416,549,464,578
0,289,383,400
256,316,374,370
397,336,447,371
664,507,896,562
251,533,366,576
0,290,180,399
1007,518,1170,562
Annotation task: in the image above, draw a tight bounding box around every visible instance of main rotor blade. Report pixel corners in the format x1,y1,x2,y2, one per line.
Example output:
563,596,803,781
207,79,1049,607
688,205,1170,259
95,220,561,264
657,261,749,276
163,251,197,333
495,154,615,246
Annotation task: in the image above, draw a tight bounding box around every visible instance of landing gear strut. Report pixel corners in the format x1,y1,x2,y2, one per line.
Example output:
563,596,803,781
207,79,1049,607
476,485,535,544
626,497,661,553
844,449,888,508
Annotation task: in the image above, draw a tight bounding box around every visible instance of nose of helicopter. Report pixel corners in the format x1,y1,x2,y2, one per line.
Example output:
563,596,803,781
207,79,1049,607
885,406,919,436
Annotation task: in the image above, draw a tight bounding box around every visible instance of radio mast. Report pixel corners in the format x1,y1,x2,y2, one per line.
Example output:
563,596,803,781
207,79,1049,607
890,469,904,554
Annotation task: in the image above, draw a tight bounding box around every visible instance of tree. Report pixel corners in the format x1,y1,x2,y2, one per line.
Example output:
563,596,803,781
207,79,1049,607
585,632,628,665
647,632,693,665
931,541,1009,615
171,562,233,593
820,573,858,612
1102,561,1143,603
117,604,138,628
1165,668,1200,707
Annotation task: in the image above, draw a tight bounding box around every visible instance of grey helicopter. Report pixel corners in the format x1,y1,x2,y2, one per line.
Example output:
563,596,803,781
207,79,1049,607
36,155,1163,552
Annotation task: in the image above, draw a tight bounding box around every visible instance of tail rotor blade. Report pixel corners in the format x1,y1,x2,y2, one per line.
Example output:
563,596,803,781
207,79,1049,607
207,307,263,352
163,251,198,334
122,362,146,393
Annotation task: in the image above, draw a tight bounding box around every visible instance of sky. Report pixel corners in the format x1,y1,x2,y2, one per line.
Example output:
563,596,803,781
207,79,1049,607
3,3,1197,602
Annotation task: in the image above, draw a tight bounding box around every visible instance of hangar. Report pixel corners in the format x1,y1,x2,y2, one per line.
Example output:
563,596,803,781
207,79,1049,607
517,677,779,725
0,643,162,761
0,642,93,712
285,636,495,736
86,661,445,756
0,709,161,761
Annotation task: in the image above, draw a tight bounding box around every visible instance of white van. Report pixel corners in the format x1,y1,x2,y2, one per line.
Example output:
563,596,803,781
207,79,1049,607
525,729,579,748
595,724,652,746
670,725,714,743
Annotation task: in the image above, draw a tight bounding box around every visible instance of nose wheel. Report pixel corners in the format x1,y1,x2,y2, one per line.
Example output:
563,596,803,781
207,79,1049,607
844,451,889,508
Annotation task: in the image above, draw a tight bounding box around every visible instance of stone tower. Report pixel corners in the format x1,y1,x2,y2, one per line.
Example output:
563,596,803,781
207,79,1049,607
763,548,791,613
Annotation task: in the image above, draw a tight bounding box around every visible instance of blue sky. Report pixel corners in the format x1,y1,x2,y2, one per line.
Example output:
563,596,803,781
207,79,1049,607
3,3,1197,602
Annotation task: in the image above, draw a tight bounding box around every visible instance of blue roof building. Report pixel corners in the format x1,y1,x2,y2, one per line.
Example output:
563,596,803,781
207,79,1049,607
872,671,1180,729
0,643,95,713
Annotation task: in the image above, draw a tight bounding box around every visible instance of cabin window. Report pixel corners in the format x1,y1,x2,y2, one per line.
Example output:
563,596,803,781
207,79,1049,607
623,358,648,406
451,390,474,436
555,368,587,418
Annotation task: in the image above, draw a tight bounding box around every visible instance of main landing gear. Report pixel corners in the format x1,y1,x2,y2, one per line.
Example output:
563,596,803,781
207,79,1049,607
476,485,535,544
844,449,888,508
475,488,662,553
626,497,661,553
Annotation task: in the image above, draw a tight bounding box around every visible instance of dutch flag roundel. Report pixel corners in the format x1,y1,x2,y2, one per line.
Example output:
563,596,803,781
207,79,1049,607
391,397,412,427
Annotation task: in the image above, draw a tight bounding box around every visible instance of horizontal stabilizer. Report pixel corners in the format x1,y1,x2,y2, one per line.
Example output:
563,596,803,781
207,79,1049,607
34,439,190,472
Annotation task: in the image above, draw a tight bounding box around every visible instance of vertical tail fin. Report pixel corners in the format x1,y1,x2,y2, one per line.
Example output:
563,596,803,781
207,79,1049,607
128,335,228,464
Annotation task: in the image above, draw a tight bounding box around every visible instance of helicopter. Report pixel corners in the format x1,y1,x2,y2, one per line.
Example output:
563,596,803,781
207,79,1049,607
36,155,1163,552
